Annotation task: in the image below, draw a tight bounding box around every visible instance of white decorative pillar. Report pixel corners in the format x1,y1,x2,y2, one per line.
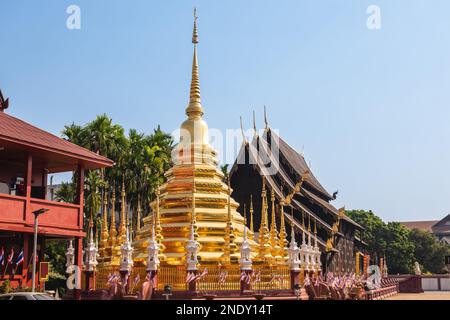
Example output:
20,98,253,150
65,240,75,274
307,225,315,272
85,227,99,272
239,224,252,271
186,222,200,271
147,223,160,272
313,233,321,273
119,226,134,294
300,229,309,272
147,221,160,291
186,221,200,292
288,226,301,271
288,225,301,290
120,226,134,273
84,226,98,291
239,223,252,292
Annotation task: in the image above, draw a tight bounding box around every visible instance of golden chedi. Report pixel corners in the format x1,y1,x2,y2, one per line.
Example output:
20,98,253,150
133,12,258,266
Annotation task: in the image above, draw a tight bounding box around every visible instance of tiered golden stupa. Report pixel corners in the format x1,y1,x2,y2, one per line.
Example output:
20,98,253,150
133,11,261,267
98,10,289,269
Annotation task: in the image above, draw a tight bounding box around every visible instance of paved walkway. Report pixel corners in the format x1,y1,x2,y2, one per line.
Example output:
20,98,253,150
387,291,450,300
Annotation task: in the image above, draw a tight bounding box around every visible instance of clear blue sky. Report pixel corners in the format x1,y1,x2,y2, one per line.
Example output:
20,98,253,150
1,1,450,222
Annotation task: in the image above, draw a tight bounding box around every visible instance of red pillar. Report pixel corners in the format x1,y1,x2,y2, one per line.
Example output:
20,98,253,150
290,270,300,290
76,165,85,229
24,153,32,220
84,271,96,291
21,234,30,287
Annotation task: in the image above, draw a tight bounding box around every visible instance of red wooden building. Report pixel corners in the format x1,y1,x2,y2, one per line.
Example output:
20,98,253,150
0,97,113,289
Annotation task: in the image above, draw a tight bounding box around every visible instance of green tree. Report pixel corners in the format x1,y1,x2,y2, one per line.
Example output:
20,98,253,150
383,222,415,274
409,228,450,274
346,210,415,274
54,182,76,203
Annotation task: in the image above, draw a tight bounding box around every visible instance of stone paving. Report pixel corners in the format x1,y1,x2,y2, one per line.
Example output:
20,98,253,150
386,291,450,300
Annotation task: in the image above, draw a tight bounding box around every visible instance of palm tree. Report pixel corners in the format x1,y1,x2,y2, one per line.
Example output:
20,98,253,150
54,182,76,203
84,170,102,231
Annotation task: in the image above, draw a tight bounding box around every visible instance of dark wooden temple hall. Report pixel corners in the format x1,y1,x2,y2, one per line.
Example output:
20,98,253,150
230,112,365,275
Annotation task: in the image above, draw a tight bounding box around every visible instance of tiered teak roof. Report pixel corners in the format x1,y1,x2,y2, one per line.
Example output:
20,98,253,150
230,122,362,258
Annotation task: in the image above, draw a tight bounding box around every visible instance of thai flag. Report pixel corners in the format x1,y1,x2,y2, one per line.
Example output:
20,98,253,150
15,250,24,266
194,268,208,281
7,248,14,264
186,271,196,284
0,247,4,266
254,271,261,283
218,271,227,284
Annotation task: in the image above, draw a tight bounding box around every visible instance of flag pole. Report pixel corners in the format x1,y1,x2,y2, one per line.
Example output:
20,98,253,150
2,260,9,277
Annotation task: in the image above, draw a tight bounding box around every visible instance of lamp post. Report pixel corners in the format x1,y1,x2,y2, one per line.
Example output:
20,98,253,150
31,208,49,292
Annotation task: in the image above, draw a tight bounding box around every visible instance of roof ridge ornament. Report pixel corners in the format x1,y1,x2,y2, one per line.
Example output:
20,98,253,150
0,89,9,112
264,105,269,130
252,110,258,137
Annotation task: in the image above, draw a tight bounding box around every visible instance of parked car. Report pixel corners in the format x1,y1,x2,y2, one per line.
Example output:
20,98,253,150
0,292,55,300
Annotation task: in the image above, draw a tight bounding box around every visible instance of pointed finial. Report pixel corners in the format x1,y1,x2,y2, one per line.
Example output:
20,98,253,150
192,7,199,44
186,8,203,118
240,116,248,144
253,110,258,137
0,89,9,112
264,105,269,130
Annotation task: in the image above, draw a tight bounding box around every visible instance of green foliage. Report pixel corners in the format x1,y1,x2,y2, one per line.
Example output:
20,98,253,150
44,240,67,275
0,280,11,294
221,164,230,183
410,228,450,274
384,222,415,274
54,182,76,203
347,209,449,275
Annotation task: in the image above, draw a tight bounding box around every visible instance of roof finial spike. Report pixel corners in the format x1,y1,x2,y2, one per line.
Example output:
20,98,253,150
264,105,269,130
253,110,258,137
240,116,248,144
0,89,9,112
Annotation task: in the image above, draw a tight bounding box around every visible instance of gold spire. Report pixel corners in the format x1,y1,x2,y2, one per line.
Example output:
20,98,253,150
118,176,127,245
278,200,288,259
191,183,199,240
136,194,141,232
186,8,203,119
258,176,272,261
100,188,109,252
109,186,117,246
249,195,254,240
225,179,237,262
269,189,280,259
154,185,165,254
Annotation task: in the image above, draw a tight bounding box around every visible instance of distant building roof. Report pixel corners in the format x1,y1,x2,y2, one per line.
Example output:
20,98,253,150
431,214,450,236
400,220,438,233
400,214,450,236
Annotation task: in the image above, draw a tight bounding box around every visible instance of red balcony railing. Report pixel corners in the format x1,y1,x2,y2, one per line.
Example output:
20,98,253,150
0,193,84,237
